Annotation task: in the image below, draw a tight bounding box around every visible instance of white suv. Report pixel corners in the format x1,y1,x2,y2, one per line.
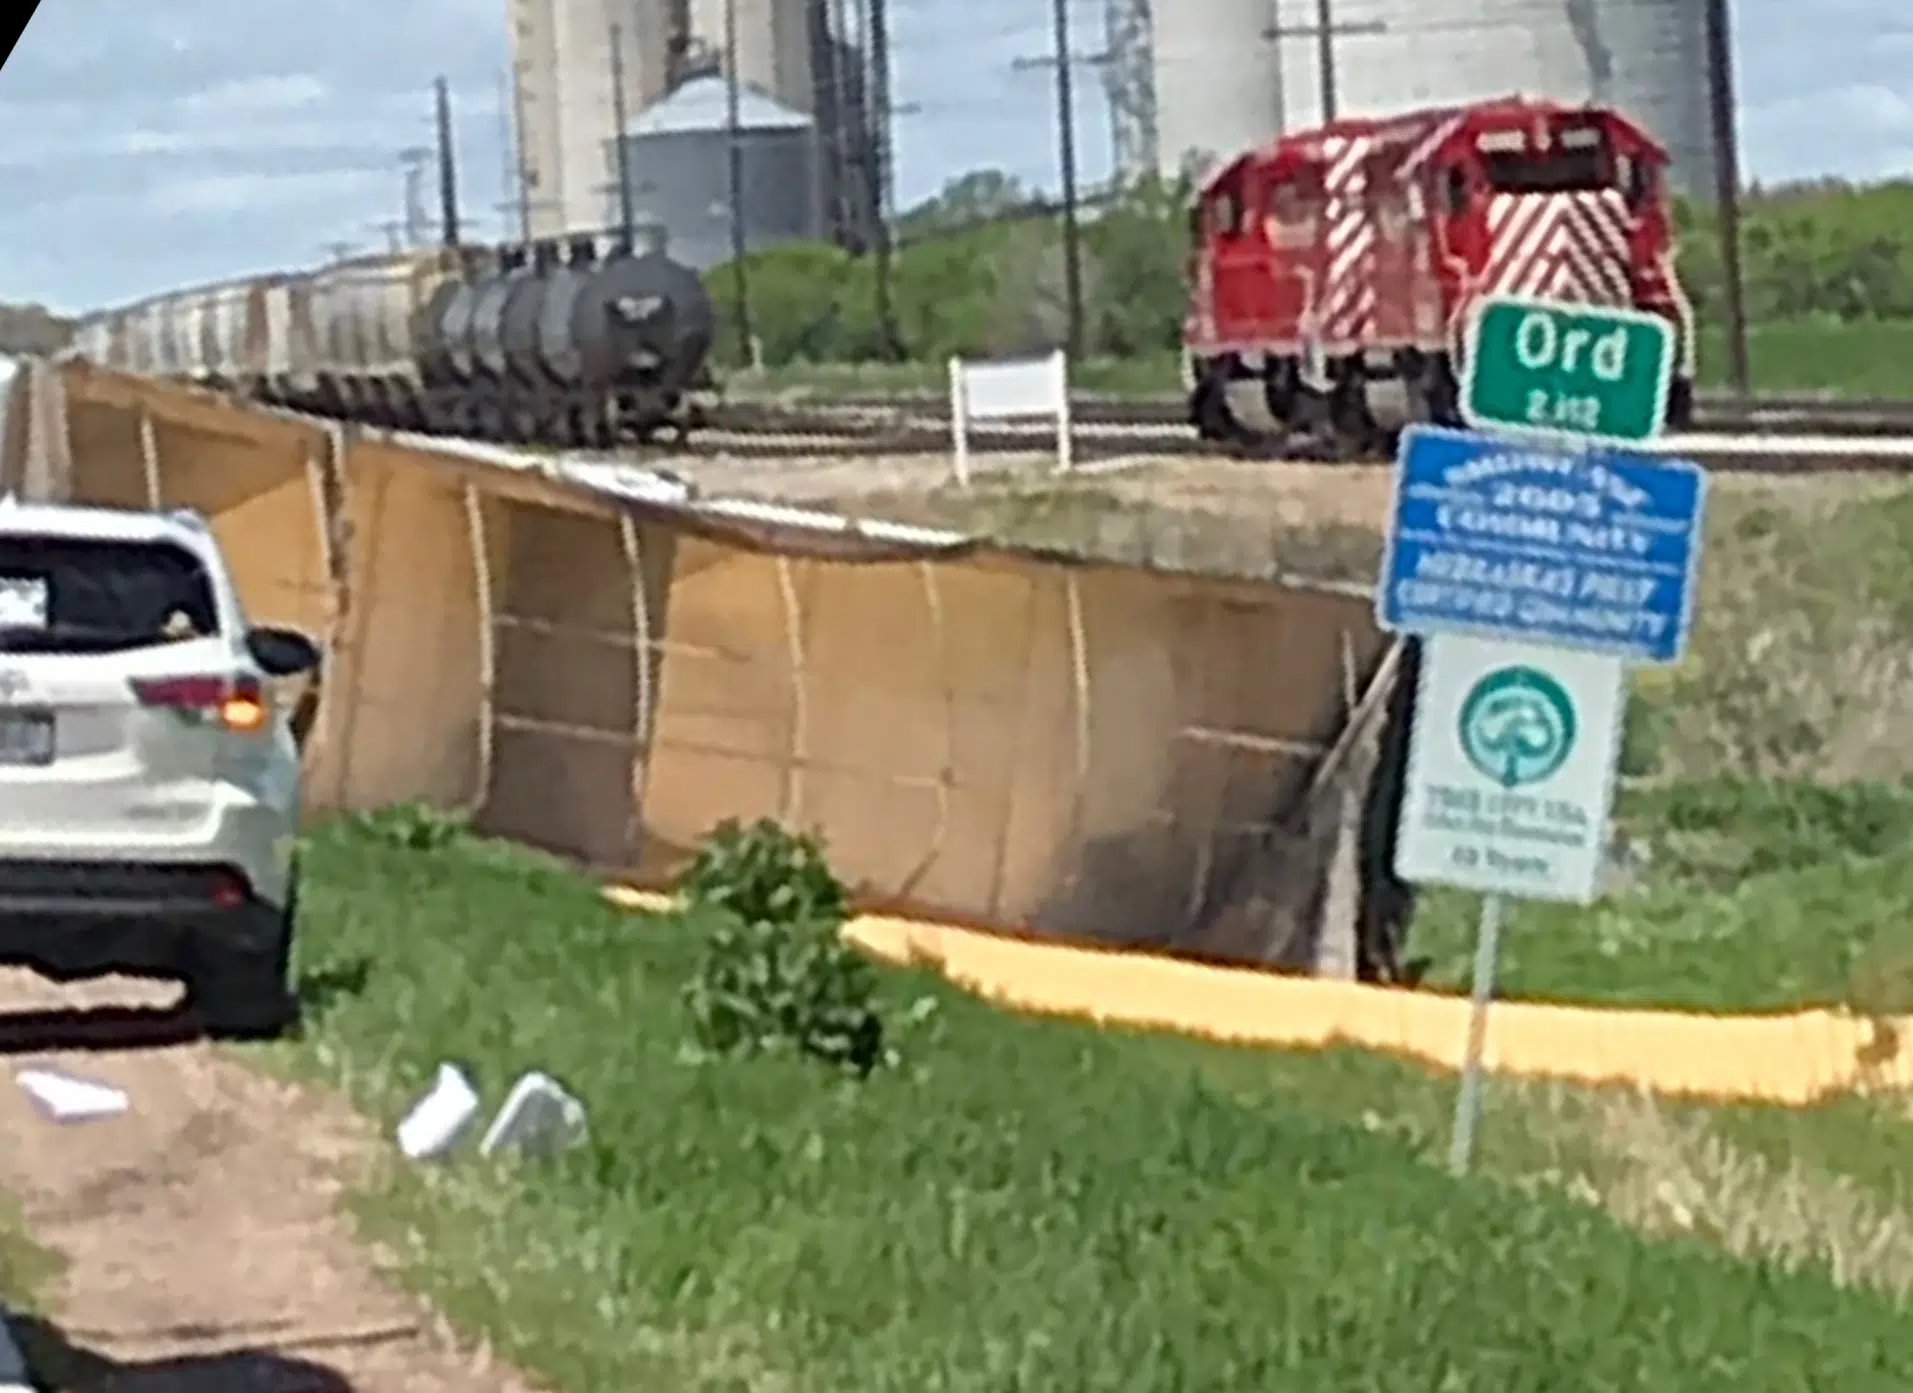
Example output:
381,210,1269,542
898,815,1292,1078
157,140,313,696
0,496,320,1037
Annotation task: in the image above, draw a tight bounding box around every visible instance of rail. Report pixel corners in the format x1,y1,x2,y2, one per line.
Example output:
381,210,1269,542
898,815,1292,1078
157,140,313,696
715,390,1913,437
682,396,1913,469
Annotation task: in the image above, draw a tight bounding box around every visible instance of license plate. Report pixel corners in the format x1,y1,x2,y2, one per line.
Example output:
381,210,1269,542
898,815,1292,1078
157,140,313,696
0,713,52,765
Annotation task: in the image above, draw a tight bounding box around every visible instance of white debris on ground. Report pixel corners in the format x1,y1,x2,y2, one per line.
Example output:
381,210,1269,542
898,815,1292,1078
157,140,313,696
395,1062,480,1159
395,1062,587,1163
478,1071,587,1159
14,1067,129,1121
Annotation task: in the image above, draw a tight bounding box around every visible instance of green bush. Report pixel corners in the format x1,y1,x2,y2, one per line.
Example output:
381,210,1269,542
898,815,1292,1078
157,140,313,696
715,172,1913,398
708,174,1190,369
676,816,850,926
675,818,883,1074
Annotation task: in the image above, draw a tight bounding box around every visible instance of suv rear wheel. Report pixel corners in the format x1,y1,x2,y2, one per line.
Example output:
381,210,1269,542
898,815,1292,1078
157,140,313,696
184,875,298,1040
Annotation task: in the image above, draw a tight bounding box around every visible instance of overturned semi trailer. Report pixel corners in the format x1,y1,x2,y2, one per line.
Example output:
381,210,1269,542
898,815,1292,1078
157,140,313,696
2,357,1420,982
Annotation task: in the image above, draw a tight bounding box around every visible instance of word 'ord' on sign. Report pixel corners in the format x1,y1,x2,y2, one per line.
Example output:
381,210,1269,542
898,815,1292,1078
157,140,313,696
1376,424,1707,665
1462,295,1675,445
1395,632,1625,904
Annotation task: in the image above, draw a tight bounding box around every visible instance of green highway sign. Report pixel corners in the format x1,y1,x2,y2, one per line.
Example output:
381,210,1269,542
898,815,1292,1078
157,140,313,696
1460,296,1674,444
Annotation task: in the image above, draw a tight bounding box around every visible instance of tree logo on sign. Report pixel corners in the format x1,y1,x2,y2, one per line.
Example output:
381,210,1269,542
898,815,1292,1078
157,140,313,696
1457,665,1577,788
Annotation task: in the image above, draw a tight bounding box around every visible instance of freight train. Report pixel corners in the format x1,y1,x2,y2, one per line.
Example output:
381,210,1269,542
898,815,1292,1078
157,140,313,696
62,230,717,448
1183,96,1696,455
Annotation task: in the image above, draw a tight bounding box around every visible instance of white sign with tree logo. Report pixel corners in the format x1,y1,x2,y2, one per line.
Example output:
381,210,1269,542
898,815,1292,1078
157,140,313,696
1396,632,1625,904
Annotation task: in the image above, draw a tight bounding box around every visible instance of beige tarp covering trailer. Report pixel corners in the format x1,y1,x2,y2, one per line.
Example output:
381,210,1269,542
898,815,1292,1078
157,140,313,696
1,359,1418,980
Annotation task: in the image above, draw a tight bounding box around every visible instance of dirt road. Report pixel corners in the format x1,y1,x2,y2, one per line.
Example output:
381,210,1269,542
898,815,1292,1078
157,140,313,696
0,971,537,1392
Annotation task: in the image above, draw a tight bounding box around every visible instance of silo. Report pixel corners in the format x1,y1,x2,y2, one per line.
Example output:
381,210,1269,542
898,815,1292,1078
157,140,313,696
512,0,677,238
612,75,822,270
1152,0,1284,178
1265,0,1712,197
686,0,814,112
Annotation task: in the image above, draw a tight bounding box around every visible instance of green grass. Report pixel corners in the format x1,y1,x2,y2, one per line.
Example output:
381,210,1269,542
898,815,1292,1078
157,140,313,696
276,816,1913,1392
0,1196,58,1313
1406,778,1913,1012
724,353,1182,399
725,319,1913,399
1708,319,1913,397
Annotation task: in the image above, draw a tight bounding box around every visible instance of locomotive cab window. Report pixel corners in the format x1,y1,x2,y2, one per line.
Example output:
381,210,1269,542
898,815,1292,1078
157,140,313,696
1441,166,1469,214
1208,187,1245,237
1621,155,1657,210
1262,176,1319,245
1480,131,1615,194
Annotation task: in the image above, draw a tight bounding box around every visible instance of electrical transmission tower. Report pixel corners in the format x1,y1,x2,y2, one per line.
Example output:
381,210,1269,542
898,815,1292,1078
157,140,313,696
1101,0,1157,179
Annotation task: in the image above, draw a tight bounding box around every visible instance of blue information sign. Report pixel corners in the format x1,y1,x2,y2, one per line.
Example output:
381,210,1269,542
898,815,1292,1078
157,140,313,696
1378,425,1706,663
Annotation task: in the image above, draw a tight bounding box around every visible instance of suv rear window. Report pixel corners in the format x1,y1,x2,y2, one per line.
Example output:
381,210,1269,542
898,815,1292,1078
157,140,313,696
0,536,219,653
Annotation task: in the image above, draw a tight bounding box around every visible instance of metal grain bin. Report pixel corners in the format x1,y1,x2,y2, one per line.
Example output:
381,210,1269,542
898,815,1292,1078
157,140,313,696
610,75,823,272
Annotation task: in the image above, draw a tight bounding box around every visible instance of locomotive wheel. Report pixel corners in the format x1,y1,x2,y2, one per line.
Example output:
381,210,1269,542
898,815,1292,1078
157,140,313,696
1189,371,1235,442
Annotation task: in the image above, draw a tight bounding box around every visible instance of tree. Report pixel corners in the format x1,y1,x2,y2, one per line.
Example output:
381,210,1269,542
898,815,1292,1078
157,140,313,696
895,169,1036,240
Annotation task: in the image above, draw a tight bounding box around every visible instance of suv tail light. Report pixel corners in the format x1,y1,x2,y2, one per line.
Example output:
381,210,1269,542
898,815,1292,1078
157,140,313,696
130,673,267,732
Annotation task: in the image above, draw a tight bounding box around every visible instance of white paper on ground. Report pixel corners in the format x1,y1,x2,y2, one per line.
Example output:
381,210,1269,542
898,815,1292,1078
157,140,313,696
478,1070,587,1159
15,1067,129,1121
395,1062,481,1160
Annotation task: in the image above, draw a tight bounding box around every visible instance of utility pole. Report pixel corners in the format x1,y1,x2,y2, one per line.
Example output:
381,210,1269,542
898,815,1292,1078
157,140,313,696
434,76,461,247
1012,0,1095,359
822,0,852,243
1265,2,1385,126
609,23,636,244
1053,0,1083,359
510,67,533,240
495,69,528,244
1703,0,1750,397
723,0,752,363
865,0,903,355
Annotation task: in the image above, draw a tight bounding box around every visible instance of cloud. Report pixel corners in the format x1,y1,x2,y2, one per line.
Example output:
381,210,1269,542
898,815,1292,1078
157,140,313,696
180,73,331,117
0,0,515,309
0,0,1906,312
143,168,387,218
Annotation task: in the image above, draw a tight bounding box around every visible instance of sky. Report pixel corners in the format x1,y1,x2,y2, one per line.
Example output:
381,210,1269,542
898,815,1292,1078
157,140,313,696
0,0,1910,312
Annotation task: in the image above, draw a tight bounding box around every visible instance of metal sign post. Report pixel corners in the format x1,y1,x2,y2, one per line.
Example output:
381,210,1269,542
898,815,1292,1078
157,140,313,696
1448,892,1504,1173
1377,292,1707,1174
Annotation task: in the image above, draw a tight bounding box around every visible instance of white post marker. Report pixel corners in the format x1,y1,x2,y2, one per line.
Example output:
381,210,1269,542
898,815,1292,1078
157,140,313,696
1392,634,1627,1169
946,349,1071,487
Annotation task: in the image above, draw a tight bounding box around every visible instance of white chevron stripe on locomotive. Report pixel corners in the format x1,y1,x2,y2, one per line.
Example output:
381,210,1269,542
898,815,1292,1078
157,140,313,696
1483,193,1632,305
1319,137,1376,345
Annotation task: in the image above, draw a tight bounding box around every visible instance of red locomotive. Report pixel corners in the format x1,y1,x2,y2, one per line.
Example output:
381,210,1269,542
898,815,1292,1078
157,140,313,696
1183,96,1695,454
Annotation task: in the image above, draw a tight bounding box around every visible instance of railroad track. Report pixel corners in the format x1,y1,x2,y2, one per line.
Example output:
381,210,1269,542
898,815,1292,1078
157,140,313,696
603,423,1913,476
717,391,1913,439
334,393,1913,474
